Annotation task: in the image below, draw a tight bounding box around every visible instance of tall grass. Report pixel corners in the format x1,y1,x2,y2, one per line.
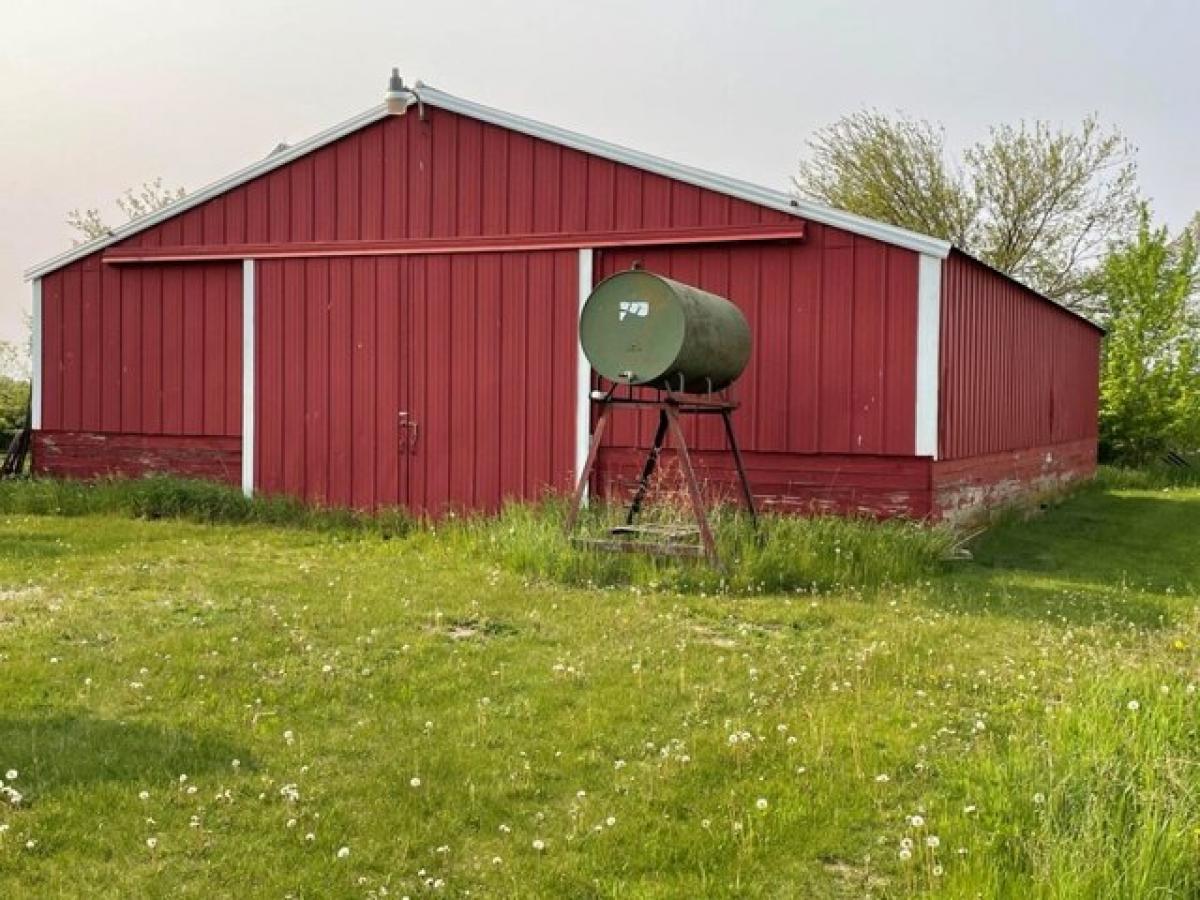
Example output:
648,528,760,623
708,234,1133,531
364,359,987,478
1096,462,1200,491
945,672,1200,897
0,476,956,595
0,475,415,538
473,500,956,594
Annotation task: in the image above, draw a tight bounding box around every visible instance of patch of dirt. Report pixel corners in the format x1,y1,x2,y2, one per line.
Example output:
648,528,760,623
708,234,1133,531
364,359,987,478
821,857,889,896
435,618,519,641
688,624,738,649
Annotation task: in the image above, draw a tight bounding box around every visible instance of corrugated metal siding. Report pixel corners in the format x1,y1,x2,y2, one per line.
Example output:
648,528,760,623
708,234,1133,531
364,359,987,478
255,251,577,512
39,259,242,437
39,100,932,517
118,108,791,252
938,251,1101,460
595,226,919,458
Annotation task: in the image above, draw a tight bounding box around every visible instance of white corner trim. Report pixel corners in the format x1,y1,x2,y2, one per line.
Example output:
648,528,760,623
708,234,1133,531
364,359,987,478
31,278,42,430
241,260,256,497
915,254,942,459
575,249,594,502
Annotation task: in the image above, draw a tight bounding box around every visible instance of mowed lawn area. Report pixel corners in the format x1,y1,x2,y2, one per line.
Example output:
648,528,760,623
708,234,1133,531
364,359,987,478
1,476,1198,898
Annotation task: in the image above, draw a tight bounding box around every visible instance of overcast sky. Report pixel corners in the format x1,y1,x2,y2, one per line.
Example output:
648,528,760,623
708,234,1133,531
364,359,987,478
2,0,1196,348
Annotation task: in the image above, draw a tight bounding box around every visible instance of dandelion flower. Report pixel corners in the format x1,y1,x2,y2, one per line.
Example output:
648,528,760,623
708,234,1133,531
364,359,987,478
532,839,546,851
910,814,925,828
755,798,769,811
146,837,158,849
5,770,17,781
606,816,616,827
410,776,422,789
926,835,940,848
492,856,503,865
1127,700,1140,712
874,774,890,783
1033,792,1046,805
139,790,150,801
898,848,912,861
933,864,944,876
337,846,350,859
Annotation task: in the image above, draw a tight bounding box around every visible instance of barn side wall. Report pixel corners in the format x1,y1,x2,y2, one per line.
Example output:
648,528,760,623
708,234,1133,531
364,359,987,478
935,251,1101,520
34,259,242,482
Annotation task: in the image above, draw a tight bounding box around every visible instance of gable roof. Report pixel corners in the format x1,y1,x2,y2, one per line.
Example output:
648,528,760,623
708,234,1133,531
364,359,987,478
25,83,951,281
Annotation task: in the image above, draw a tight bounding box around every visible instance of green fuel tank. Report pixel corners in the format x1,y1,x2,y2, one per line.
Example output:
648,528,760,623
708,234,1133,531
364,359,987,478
579,270,752,393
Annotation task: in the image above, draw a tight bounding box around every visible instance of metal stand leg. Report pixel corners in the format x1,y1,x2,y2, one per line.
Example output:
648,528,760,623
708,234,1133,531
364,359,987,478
721,408,758,528
625,410,669,526
564,402,611,534
665,405,720,567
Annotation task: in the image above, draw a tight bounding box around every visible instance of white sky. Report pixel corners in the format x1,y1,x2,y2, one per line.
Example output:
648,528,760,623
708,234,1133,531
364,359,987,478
2,0,1197,347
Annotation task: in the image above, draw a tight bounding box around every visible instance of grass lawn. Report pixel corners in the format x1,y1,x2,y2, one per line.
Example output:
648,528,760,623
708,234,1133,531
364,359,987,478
0,476,1198,897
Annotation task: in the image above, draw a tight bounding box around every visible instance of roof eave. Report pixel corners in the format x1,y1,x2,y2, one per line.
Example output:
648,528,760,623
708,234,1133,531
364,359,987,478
24,103,392,281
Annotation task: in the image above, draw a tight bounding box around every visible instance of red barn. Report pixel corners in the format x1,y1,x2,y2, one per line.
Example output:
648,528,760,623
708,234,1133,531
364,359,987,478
24,77,1102,522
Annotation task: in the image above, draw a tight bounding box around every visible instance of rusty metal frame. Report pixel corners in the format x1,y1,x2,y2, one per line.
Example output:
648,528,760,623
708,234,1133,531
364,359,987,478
565,383,757,568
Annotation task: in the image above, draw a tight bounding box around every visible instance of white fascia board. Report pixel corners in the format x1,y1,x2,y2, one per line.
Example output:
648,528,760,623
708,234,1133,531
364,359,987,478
24,105,392,281
915,253,942,459
241,260,256,498
575,249,594,501
31,278,42,430
416,84,952,259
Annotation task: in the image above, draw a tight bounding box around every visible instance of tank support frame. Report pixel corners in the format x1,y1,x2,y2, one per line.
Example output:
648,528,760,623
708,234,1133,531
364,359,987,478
564,383,758,568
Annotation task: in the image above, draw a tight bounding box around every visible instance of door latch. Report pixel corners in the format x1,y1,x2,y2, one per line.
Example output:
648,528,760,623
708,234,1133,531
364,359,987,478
398,411,419,452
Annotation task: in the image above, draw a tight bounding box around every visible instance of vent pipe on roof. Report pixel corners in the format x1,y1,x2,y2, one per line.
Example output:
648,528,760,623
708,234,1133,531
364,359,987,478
385,68,413,115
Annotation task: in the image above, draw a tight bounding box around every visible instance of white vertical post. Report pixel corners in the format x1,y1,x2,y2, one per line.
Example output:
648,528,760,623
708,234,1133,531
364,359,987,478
30,278,42,430
575,248,594,501
241,260,256,497
915,253,942,459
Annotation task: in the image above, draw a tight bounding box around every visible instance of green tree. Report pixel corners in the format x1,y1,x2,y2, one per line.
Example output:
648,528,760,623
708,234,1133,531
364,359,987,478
794,113,1139,309
0,339,29,436
1091,207,1200,464
67,177,185,242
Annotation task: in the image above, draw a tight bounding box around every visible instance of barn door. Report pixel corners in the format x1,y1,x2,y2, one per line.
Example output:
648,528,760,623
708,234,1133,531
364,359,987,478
404,250,578,516
255,256,411,511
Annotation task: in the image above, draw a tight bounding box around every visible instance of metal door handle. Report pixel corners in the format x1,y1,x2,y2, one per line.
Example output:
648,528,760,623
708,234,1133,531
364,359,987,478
398,412,419,453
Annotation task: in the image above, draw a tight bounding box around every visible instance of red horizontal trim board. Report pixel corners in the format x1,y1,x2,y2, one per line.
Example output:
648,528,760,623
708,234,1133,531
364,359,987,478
595,448,933,519
102,224,806,264
932,438,1097,522
33,431,241,485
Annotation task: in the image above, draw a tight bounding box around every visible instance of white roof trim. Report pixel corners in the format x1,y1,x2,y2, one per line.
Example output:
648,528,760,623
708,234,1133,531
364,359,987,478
26,84,950,280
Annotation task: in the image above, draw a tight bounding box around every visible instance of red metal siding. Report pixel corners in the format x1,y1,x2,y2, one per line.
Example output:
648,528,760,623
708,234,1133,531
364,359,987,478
39,259,242,438
255,251,577,512
118,109,791,254
595,228,919,458
938,251,1101,460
